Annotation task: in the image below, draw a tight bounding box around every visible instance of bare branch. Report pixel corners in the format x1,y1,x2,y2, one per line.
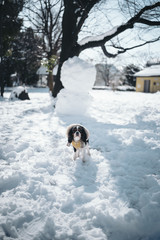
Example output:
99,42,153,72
76,0,100,35
101,36,160,58
137,18,160,26
24,0,63,58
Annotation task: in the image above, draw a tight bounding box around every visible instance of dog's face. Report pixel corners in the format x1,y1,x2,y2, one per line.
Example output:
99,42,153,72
68,125,87,143
72,125,83,142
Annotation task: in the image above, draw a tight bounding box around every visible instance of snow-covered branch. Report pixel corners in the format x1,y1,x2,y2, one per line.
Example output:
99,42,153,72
78,26,118,46
78,1,160,52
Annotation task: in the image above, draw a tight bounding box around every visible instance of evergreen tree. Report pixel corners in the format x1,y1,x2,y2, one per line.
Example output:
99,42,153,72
0,0,24,96
0,0,23,55
123,64,140,86
11,28,43,85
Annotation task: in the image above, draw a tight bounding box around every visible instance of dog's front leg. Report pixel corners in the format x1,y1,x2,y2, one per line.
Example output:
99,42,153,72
86,144,91,156
73,152,76,160
73,148,79,160
81,148,86,162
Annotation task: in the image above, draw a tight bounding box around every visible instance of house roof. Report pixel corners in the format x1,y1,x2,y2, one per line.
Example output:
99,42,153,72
36,65,58,75
36,65,48,75
134,65,160,77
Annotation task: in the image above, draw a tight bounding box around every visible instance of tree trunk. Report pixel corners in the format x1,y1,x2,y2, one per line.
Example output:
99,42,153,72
0,82,4,97
0,65,4,97
52,0,80,98
52,63,63,97
48,71,53,92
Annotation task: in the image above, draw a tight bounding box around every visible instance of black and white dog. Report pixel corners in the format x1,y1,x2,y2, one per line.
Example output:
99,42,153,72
66,124,90,162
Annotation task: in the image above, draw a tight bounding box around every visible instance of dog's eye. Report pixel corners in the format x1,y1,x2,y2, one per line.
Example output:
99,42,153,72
78,127,82,133
72,127,77,133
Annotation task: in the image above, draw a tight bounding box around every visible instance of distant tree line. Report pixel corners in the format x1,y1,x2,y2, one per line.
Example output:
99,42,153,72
95,63,141,87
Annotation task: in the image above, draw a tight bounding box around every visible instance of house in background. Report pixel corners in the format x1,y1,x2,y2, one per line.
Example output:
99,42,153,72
36,65,48,87
135,65,160,93
36,65,58,87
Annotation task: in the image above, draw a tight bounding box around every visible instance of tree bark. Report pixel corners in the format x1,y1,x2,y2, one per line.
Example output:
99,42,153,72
0,80,4,97
48,71,53,92
52,0,83,97
52,62,64,98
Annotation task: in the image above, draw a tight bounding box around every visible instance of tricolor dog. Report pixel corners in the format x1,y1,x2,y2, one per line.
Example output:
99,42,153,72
66,124,90,162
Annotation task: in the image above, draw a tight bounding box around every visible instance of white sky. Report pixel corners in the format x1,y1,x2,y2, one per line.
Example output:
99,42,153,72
80,39,160,70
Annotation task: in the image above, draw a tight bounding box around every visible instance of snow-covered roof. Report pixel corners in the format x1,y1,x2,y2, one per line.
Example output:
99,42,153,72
134,65,160,77
36,65,48,75
10,73,17,77
37,65,58,75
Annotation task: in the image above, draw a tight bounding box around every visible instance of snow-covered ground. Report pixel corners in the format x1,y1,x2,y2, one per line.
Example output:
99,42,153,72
0,87,160,240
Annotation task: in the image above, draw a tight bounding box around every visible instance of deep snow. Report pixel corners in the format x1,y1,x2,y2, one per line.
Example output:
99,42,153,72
1,88,160,240
0,60,160,240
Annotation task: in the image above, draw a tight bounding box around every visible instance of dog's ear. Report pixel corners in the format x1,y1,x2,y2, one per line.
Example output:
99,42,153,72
81,127,87,143
68,127,73,143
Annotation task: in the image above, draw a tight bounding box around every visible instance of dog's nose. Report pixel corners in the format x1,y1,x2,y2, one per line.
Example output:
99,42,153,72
76,131,79,136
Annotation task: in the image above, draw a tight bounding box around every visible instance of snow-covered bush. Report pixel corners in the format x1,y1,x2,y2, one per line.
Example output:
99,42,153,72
10,86,30,100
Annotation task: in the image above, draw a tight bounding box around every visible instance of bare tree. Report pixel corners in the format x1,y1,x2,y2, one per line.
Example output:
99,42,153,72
52,0,160,97
24,0,63,91
95,63,120,86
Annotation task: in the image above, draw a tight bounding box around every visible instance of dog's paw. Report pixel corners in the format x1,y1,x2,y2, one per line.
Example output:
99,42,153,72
67,142,71,147
73,153,77,161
